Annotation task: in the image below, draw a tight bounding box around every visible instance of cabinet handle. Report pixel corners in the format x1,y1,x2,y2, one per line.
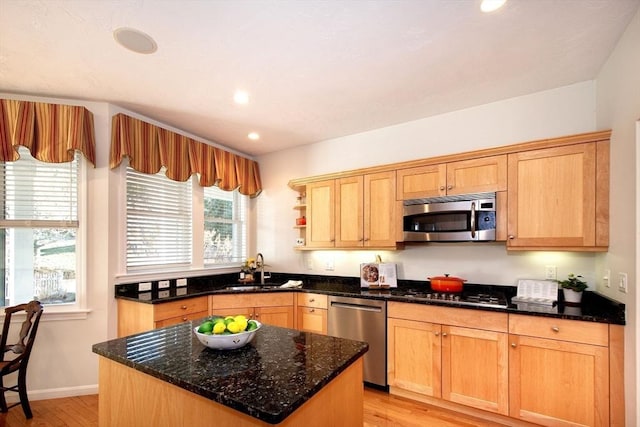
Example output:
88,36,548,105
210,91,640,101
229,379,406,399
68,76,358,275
508,235,515,240
434,332,440,336
439,185,445,191
182,317,188,321
551,326,560,333
255,314,260,318
181,305,187,310
442,332,448,337
309,308,315,313
309,298,315,302
447,185,452,190
511,343,517,348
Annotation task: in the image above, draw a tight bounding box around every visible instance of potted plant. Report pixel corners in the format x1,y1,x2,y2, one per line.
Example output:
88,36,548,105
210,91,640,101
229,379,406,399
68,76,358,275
557,273,587,304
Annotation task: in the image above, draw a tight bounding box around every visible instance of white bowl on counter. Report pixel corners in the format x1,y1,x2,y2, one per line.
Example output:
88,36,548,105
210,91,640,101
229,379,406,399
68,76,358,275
193,321,262,350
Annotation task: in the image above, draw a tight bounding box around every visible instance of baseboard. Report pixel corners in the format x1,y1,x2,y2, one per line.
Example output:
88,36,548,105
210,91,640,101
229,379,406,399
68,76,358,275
4,384,98,403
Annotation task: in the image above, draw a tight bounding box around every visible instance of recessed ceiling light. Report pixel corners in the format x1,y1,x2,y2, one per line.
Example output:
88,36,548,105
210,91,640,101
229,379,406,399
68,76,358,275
113,27,157,54
234,90,250,105
248,132,260,141
480,0,507,13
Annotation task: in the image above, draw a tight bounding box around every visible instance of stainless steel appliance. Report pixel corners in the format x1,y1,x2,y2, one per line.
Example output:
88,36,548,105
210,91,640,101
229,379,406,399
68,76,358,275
401,289,509,309
402,193,496,242
327,296,387,388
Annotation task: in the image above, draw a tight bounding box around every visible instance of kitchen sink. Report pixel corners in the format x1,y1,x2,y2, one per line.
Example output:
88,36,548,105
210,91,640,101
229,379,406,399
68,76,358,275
224,284,280,291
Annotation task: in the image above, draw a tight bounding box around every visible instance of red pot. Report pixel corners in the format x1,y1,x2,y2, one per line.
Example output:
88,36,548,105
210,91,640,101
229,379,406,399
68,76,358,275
428,274,466,292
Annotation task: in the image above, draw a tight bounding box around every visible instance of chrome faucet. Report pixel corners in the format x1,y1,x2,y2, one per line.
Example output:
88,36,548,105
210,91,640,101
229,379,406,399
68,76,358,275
256,253,265,284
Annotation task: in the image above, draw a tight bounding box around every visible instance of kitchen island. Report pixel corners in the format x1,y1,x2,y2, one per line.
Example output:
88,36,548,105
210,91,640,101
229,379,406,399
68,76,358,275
92,321,368,426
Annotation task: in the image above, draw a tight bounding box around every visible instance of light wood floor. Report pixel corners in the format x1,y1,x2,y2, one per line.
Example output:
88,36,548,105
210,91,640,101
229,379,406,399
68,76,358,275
0,388,509,426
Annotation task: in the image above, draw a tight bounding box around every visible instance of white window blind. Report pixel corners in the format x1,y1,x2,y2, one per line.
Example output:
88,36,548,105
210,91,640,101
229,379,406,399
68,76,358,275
0,147,78,226
126,167,192,270
203,186,247,264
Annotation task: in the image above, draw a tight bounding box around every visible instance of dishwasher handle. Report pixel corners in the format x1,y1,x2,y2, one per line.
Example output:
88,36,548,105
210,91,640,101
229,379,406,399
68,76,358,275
330,301,382,313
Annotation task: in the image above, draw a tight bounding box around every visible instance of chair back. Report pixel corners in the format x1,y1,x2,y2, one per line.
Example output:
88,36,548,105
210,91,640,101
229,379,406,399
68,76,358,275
0,301,44,374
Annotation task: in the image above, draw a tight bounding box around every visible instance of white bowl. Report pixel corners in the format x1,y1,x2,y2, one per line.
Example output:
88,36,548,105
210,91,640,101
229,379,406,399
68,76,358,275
193,321,262,350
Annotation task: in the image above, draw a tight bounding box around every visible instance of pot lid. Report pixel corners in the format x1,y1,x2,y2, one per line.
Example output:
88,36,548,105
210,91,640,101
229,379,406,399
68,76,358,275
428,274,467,282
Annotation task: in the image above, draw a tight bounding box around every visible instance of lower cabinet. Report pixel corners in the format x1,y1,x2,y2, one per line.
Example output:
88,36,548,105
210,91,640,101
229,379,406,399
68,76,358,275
209,292,295,329
509,315,611,427
295,293,328,334
387,302,509,415
117,296,208,337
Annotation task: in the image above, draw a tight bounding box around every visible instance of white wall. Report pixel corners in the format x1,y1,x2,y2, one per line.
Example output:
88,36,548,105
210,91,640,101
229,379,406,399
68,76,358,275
595,6,640,425
257,81,600,288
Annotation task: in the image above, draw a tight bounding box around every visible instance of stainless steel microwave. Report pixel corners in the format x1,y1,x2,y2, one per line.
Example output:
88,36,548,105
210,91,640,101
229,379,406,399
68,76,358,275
402,194,496,242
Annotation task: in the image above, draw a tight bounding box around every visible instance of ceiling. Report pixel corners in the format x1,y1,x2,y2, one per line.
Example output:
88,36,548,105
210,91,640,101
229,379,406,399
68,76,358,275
1,1,638,157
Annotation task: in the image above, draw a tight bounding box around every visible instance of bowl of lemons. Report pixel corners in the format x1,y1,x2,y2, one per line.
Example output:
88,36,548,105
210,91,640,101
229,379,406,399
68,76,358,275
194,315,262,350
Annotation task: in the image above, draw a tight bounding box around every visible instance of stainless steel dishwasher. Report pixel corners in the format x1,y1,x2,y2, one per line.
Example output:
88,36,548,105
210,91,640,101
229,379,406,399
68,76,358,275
327,295,387,388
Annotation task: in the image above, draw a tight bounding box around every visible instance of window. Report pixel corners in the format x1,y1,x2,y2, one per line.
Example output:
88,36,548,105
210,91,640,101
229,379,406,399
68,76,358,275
125,167,192,270
203,186,247,265
0,147,79,307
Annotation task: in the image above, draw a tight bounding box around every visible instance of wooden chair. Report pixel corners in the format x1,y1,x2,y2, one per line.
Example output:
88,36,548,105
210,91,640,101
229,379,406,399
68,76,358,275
0,300,44,419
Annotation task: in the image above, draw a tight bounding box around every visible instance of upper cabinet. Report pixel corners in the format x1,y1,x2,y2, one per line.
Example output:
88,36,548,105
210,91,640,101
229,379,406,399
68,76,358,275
396,155,507,200
305,172,399,249
507,141,609,251
289,130,610,252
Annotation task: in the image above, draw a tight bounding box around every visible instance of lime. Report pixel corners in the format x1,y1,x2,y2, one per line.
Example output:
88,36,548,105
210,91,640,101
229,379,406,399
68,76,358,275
213,317,225,324
213,322,227,334
197,321,214,333
247,320,258,331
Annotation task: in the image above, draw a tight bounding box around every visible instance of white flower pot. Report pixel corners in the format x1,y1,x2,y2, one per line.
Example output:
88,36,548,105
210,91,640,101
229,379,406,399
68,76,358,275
563,288,583,304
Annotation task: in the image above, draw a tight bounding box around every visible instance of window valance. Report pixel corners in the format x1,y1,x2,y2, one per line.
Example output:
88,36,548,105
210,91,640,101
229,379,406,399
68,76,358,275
110,113,262,198
0,98,96,166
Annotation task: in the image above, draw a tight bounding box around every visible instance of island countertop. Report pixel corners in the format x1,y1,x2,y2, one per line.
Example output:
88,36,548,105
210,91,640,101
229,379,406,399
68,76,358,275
92,321,368,424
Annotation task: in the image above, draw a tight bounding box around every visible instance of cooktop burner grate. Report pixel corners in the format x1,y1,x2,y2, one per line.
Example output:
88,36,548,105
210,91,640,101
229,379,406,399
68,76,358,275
399,289,509,308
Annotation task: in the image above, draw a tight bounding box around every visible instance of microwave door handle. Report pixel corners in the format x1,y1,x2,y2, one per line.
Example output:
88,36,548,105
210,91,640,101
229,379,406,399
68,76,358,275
470,201,476,238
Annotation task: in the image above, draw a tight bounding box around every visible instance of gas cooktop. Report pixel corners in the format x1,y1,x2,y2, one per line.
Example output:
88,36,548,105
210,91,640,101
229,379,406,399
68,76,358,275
396,289,509,309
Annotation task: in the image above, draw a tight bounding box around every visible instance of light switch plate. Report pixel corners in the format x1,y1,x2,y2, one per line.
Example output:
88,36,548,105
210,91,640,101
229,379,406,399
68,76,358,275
138,282,152,292
158,280,170,289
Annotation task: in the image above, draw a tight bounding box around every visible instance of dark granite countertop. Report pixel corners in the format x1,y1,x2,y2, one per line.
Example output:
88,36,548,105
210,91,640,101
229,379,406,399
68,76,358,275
115,272,625,325
92,321,368,424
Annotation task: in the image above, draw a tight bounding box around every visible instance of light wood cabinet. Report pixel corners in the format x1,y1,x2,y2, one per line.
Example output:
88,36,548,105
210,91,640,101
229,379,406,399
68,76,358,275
507,141,609,250
396,155,507,200
304,171,399,249
295,293,328,334
209,292,295,328
387,302,509,415
117,296,208,337
508,315,610,426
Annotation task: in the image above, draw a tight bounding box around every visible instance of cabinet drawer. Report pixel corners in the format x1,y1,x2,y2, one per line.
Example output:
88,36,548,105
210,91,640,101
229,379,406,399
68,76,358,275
153,296,208,321
155,310,208,329
297,293,328,309
210,292,294,309
388,302,507,333
509,314,608,346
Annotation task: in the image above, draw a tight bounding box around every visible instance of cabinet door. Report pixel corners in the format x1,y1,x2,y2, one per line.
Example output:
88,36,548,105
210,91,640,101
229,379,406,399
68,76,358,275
335,176,364,247
446,155,507,195
507,143,596,249
255,305,294,328
509,334,609,427
297,306,327,334
396,164,446,200
210,307,254,319
387,318,441,397
364,171,397,247
306,180,335,247
441,325,508,415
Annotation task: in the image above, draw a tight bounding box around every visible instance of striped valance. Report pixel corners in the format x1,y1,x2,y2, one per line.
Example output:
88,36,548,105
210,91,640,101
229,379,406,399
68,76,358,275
110,113,262,197
0,99,96,166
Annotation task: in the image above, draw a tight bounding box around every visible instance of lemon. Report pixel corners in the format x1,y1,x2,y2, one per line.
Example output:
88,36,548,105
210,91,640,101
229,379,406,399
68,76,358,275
197,321,214,334
213,322,227,334
236,319,248,332
224,317,235,326
226,321,241,334
234,314,247,323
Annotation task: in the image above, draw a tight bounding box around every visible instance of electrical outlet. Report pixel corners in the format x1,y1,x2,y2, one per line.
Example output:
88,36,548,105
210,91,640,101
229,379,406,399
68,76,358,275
305,255,313,270
618,273,628,293
158,290,170,298
138,282,152,292
158,280,170,289
176,278,187,287
544,265,557,280
325,258,335,271
603,269,611,288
